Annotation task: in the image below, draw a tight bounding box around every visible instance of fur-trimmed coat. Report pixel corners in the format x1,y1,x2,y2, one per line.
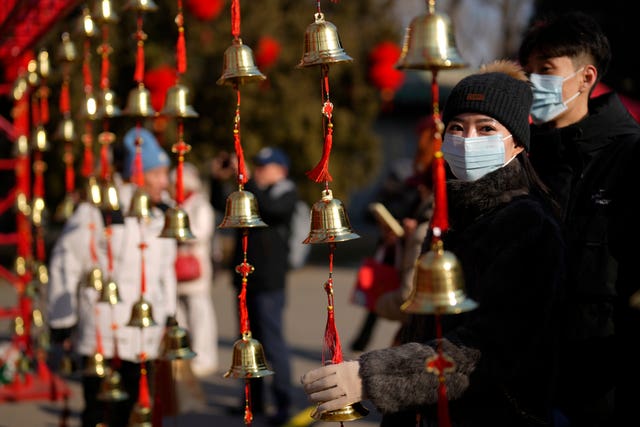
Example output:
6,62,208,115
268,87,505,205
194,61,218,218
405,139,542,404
358,159,566,426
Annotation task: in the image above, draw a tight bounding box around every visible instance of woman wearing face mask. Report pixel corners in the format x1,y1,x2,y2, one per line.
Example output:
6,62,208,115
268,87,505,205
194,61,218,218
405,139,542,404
300,61,567,427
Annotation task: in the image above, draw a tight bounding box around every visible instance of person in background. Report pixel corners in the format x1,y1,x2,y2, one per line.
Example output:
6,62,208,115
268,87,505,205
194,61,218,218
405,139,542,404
210,146,298,427
518,11,640,426
170,162,218,377
47,126,177,427
300,61,566,426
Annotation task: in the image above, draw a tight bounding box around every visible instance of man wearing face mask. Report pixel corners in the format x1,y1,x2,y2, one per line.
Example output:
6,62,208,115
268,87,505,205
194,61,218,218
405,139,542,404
300,61,567,427
519,11,640,427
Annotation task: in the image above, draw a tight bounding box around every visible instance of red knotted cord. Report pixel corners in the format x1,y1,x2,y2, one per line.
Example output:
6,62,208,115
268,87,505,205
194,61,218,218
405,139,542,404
139,242,148,295
100,24,110,90
236,232,251,334
234,89,248,185
64,146,75,193
322,244,343,365
138,355,151,408
39,87,49,125
60,80,70,113
81,124,94,178
429,72,449,234
134,16,146,83
231,0,241,39
306,66,334,182
176,1,187,75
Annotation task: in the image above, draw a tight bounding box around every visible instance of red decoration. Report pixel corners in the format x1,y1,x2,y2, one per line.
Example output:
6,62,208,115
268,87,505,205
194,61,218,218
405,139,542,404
368,41,405,93
144,66,177,112
185,0,224,21
254,36,281,70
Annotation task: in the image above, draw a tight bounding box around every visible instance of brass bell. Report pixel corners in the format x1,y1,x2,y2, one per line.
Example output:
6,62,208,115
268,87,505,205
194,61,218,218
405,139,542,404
303,189,360,244
161,317,196,360
76,7,99,39
128,402,153,427
78,91,99,120
13,134,29,157
31,196,47,227
26,59,40,87
218,190,268,229
57,32,77,63
224,331,274,379
123,0,159,13
217,38,267,86
31,125,50,152
85,175,103,206
127,187,152,220
297,13,353,68
96,89,122,119
395,4,467,71
159,84,198,118
98,277,121,305
401,239,477,314
159,206,196,241
123,84,156,118
55,194,76,222
93,0,119,24
33,260,49,286
12,75,28,101
127,296,157,328
87,266,105,291
101,179,120,212
83,351,108,377
315,401,370,422
14,255,27,277
37,49,50,79
53,117,77,142
97,369,129,402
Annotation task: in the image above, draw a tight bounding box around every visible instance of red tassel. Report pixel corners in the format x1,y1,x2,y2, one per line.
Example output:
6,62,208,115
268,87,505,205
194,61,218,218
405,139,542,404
177,27,187,74
236,233,251,334
430,155,449,233
322,245,344,365
40,92,49,125
82,40,93,89
306,124,333,183
60,81,70,113
244,379,253,425
233,90,248,185
138,361,151,408
231,0,241,39
134,16,145,83
140,242,148,294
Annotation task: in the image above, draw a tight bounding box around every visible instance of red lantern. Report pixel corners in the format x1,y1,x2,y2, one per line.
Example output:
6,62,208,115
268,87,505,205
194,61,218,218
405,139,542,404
368,42,405,95
254,36,281,70
185,0,225,21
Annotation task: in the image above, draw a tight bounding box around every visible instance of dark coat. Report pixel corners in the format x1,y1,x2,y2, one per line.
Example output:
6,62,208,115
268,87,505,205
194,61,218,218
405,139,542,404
359,159,566,427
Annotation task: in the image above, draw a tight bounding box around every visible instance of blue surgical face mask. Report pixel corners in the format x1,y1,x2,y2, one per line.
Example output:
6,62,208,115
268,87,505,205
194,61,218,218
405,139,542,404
529,68,583,124
442,133,511,181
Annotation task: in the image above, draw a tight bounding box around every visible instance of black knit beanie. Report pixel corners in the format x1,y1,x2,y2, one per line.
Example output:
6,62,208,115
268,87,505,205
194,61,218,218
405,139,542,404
442,72,532,150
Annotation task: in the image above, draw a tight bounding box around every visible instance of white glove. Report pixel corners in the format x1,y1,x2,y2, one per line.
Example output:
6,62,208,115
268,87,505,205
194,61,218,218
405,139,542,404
300,360,363,418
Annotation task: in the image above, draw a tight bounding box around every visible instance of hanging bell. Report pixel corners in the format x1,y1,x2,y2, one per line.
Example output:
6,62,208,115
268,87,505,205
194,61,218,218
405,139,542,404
97,369,129,402
12,75,28,101
123,84,156,118
303,189,359,244
218,189,268,229
217,38,266,86
159,84,199,118
85,175,103,206
78,91,99,120
31,125,50,152
395,5,467,71
37,49,51,79
224,331,274,379
126,187,152,220
101,179,120,212
123,0,159,12
87,266,105,291
93,0,119,24
161,317,196,360
98,277,122,305
83,351,108,377
401,239,477,314
96,88,122,119
55,194,76,222
33,260,49,286
315,401,370,422
26,59,40,87
30,196,47,227
57,32,77,63
159,206,196,241
127,296,157,328
297,13,353,68
128,403,153,427
53,117,77,142
14,256,27,277
76,7,99,39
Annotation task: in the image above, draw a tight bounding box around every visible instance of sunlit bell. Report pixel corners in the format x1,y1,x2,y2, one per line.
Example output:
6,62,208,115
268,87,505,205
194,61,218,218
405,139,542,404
57,32,77,63
315,401,370,422
83,351,108,377
128,403,153,427
123,0,159,12
224,331,274,379
97,369,129,402
127,187,152,220
85,175,102,206
218,189,267,229
127,296,157,328
159,84,198,118
161,317,196,361
96,88,122,119
76,7,99,39
33,260,49,286
159,206,195,241
12,75,28,101
37,49,50,79
98,277,122,305
297,12,353,68
78,91,99,120
303,189,360,244
401,239,477,314
87,266,105,292
14,255,28,277
101,179,120,212
93,0,119,24
15,191,31,216
395,4,467,71
30,196,47,227
217,38,266,87
55,194,76,222
26,59,40,87
31,125,50,152
13,134,29,157
123,84,156,118
53,117,77,142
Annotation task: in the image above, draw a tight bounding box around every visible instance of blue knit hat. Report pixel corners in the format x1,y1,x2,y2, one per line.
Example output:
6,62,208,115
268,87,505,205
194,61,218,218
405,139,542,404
121,127,170,180
253,147,290,168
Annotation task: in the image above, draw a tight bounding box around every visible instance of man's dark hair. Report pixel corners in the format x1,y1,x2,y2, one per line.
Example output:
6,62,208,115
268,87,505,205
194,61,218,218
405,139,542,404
518,11,611,82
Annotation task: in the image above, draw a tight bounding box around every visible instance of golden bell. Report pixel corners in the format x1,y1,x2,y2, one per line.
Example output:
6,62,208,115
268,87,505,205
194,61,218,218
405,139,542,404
53,117,77,142
218,190,268,229
315,401,370,422
14,256,27,277
217,38,267,86
123,84,156,118
31,196,47,227
76,7,99,39
78,91,99,120
159,206,196,241
33,260,49,286
224,331,274,379
87,266,105,291
85,175,103,206
98,277,121,305
401,239,477,314
55,194,76,222
101,179,120,212
12,75,28,101
159,84,198,118
83,351,108,377
303,189,360,244
297,13,353,68
123,0,159,12
93,0,119,24
37,49,50,79
127,296,157,328
97,369,129,401
26,59,40,87
127,187,152,220
395,6,467,71
31,125,50,152
128,403,153,427
96,88,122,119
57,32,77,63
161,317,196,360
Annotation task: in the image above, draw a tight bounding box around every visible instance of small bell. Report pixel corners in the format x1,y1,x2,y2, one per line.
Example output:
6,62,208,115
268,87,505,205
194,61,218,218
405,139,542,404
55,194,76,222
76,7,99,39
297,13,353,68
161,317,196,360
85,175,103,206
401,239,477,314
127,187,152,220
30,196,47,227
315,401,370,422
159,206,196,241
78,91,99,120
97,369,129,402
93,0,119,24
96,88,122,119
159,84,199,118
83,351,108,377
31,125,50,152
33,260,49,286
101,179,120,212
37,49,50,79
57,32,77,63
13,134,29,157
217,38,266,86
224,331,274,379
123,84,156,118
87,266,105,291
128,403,153,427
303,189,359,244
14,255,28,277
53,117,77,142
12,75,28,101
123,0,159,12
127,296,157,328
218,190,268,229
98,277,122,305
